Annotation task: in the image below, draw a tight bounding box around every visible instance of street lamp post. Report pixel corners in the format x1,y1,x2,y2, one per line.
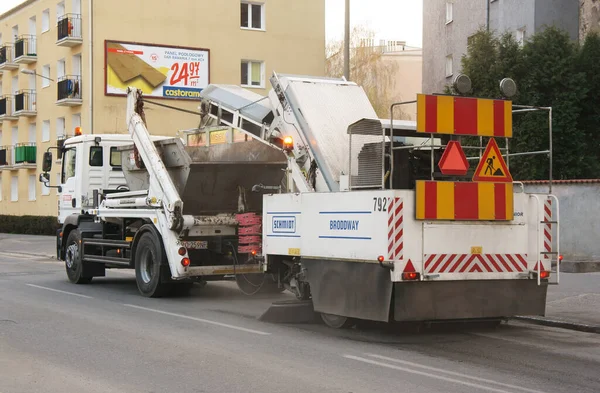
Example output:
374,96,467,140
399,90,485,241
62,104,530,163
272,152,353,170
20,68,54,82
344,0,350,81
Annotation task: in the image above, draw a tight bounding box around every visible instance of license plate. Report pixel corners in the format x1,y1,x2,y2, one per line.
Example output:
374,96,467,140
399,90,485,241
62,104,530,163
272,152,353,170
181,240,208,250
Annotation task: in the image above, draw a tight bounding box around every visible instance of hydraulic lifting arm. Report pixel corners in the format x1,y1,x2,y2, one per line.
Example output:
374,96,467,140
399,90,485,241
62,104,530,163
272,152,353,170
125,87,185,231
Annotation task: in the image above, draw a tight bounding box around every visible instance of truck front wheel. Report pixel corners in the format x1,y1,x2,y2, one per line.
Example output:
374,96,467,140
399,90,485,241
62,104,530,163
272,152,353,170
64,229,93,284
134,232,171,298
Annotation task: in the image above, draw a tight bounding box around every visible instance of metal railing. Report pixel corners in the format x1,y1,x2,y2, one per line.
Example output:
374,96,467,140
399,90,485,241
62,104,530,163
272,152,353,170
14,35,37,58
58,14,82,40
57,75,82,101
14,143,37,164
0,44,14,64
387,99,554,193
0,96,11,116
14,90,36,113
0,146,11,166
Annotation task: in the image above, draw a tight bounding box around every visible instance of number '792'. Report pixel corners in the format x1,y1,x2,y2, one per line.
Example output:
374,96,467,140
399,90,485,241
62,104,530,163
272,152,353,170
373,197,390,212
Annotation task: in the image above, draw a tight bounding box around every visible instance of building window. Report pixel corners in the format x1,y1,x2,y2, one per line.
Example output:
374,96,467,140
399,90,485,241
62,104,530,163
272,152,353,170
467,34,475,46
517,28,526,46
57,1,65,19
41,179,49,196
42,65,51,88
42,9,50,32
62,148,76,183
11,176,18,202
110,147,122,167
241,60,264,88
29,123,36,143
28,174,36,201
42,120,50,142
0,175,2,201
446,55,453,77
57,117,65,138
446,2,453,24
241,2,264,30
57,58,66,79
89,146,103,166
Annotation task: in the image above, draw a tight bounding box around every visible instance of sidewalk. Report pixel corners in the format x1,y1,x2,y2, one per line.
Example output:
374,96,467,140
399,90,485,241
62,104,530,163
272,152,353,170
515,272,600,333
0,234,56,259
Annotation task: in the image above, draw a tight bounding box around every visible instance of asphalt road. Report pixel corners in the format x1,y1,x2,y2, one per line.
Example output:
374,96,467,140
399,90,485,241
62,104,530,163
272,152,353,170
1,251,599,393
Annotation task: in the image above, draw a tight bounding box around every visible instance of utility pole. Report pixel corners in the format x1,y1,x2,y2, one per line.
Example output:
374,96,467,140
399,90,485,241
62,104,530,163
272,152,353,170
486,0,490,31
344,0,350,80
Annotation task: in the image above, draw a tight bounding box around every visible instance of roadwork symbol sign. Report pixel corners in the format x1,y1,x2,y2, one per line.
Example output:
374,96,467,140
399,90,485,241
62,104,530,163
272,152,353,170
472,138,513,183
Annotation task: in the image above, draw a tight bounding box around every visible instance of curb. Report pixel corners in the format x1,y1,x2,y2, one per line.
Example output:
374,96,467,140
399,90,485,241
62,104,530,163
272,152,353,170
512,316,600,334
560,261,600,273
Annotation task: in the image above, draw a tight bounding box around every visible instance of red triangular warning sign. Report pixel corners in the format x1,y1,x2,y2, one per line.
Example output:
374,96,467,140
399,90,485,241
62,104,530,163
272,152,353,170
403,259,416,273
472,138,513,183
439,140,469,176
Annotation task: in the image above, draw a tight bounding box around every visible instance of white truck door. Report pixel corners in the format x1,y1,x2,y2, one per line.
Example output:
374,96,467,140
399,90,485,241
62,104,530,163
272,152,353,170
58,143,82,222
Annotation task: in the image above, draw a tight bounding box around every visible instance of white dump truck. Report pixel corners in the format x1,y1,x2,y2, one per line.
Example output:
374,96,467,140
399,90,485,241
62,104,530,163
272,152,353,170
40,73,560,328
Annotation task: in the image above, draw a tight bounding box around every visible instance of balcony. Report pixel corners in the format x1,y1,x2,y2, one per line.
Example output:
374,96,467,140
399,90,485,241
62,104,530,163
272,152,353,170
14,35,37,64
0,44,19,71
14,143,37,168
57,75,82,106
0,146,11,168
0,96,18,121
57,14,82,47
13,90,37,117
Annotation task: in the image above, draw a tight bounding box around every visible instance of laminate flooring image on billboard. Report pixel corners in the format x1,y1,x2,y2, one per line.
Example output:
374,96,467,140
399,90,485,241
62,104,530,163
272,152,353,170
106,42,167,88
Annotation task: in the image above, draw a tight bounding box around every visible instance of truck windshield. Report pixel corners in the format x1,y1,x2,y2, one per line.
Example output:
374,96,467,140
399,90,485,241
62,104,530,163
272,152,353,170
61,148,76,183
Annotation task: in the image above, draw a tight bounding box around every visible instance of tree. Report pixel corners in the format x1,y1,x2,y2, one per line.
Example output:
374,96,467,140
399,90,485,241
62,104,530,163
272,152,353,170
449,27,598,180
576,32,600,173
326,26,405,119
515,27,589,180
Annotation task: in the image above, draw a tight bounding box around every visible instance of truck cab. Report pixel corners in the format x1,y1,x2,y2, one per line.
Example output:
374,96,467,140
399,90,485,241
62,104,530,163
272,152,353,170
55,135,132,223
41,134,172,224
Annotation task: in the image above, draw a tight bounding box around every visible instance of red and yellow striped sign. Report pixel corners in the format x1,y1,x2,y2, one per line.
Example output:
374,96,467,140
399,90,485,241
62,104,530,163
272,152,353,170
416,180,514,221
416,94,513,137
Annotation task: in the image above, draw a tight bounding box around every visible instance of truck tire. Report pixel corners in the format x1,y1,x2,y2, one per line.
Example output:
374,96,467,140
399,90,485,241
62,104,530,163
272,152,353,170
320,313,356,329
134,232,171,298
64,229,93,284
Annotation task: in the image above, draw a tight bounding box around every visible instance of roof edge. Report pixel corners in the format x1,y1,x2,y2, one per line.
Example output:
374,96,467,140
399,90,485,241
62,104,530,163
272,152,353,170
0,0,38,21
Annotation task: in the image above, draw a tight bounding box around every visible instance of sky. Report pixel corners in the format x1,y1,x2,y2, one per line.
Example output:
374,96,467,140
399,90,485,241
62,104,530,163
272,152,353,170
0,0,423,47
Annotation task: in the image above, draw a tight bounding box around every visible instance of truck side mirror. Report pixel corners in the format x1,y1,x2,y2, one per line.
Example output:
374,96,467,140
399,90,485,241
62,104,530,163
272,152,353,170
39,173,50,183
42,151,53,172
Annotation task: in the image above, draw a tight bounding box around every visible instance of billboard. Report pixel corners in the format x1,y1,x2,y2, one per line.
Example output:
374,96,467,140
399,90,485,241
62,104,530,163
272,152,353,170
104,40,210,100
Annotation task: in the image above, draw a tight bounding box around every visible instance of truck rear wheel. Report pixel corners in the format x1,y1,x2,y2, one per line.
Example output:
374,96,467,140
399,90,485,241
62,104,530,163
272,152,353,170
64,229,93,284
134,232,171,298
321,313,356,329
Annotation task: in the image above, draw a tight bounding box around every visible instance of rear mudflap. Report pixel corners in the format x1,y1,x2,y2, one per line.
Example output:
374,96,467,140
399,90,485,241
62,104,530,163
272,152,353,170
393,279,548,322
302,258,393,323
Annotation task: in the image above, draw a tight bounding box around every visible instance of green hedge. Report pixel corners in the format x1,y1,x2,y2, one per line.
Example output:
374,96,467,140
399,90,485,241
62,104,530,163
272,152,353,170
0,215,60,236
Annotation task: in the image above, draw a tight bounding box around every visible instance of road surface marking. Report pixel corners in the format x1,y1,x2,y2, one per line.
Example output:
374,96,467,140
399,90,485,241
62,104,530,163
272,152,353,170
366,354,546,393
26,284,93,299
343,355,537,393
123,304,271,336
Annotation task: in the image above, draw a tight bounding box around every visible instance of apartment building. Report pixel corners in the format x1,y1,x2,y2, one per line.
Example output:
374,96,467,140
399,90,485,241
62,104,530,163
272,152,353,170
422,0,579,94
0,0,325,216
379,41,422,120
580,0,600,39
